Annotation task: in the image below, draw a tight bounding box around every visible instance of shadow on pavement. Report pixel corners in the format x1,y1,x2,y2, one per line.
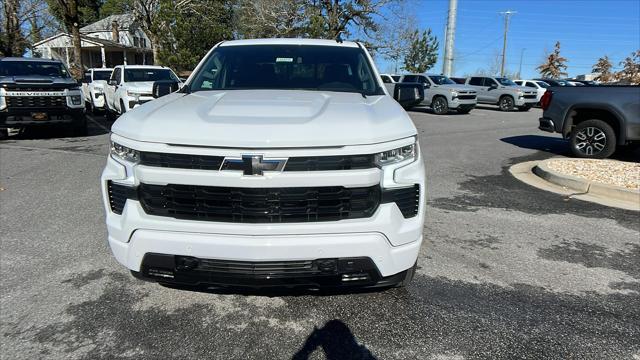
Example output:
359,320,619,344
500,135,570,156
501,134,640,162
292,320,377,360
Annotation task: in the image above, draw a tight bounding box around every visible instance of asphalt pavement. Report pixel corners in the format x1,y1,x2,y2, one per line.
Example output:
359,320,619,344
1,106,638,359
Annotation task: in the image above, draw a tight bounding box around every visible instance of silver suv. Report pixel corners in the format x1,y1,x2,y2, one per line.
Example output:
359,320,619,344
400,74,477,115
465,76,537,111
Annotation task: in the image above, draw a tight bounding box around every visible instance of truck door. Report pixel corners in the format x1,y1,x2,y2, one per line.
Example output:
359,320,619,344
467,77,486,102
483,77,499,103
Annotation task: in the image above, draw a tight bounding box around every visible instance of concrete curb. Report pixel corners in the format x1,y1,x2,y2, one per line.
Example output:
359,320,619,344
532,159,640,204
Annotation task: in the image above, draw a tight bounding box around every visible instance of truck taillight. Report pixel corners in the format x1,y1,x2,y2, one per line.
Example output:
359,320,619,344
540,91,553,110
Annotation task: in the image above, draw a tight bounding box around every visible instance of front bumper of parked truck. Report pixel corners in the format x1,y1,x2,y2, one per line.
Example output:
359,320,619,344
101,134,426,288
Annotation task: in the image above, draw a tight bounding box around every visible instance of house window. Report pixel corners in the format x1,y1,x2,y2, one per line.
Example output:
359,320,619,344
141,38,146,48
133,37,139,47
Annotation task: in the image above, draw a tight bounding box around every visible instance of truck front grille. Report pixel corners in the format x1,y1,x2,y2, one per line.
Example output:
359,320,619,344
138,152,375,171
457,95,476,100
6,96,67,109
524,94,537,99
138,184,381,223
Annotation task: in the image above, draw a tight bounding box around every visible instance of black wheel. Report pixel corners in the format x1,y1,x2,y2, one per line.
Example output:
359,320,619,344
0,128,8,140
395,262,417,288
431,96,449,115
569,119,616,159
457,106,473,114
498,96,515,111
105,101,116,121
518,104,532,112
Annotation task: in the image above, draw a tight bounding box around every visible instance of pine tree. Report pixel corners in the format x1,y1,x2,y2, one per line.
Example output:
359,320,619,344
537,41,568,79
592,55,614,83
403,29,438,73
615,50,640,84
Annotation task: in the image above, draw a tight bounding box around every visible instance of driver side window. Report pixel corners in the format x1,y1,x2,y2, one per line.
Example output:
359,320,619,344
484,78,496,87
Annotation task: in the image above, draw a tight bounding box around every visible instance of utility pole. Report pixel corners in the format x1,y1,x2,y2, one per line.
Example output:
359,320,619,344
499,10,516,77
518,48,526,78
442,0,458,77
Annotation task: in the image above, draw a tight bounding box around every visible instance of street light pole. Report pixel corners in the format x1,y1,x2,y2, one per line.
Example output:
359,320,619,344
518,48,526,78
499,10,516,77
442,0,458,77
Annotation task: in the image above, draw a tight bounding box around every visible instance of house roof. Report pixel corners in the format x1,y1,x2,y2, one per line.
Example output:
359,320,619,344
33,33,150,51
80,13,136,33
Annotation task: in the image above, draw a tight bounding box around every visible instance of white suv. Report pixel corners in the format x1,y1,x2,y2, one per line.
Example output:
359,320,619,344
104,65,181,118
101,39,426,289
82,68,113,113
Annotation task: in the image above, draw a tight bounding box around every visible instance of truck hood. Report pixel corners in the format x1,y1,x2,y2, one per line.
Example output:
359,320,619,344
434,84,476,92
112,90,417,148
0,75,78,90
125,81,155,94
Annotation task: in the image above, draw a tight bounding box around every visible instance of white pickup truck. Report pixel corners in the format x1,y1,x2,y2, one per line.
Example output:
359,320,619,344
400,74,477,114
101,38,426,290
104,65,181,118
81,68,113,114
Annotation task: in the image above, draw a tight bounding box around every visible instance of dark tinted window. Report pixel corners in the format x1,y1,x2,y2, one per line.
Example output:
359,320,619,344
495,77,516,86
0,61,70,77
429,75,456,85
381,75,392,83
190,45,384,96
525,82,537,88
93,70,112,81
83,72,91,83
469,77,483,86
536,81,550,88
391,75,401,82
484,78,498,86
402,75,418,83
124,68,176,82
111,68,121,83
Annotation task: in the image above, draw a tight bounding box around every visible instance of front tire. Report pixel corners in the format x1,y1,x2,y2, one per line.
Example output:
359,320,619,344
569,119,616,159
498,96,515,111
431,96,449,115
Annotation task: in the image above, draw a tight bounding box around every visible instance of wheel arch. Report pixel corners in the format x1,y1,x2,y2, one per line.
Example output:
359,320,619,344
562,105,625,145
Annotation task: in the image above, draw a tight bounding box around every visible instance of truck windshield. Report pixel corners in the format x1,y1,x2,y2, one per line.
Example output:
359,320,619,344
495,77,517,86
93,70,112,81
190,44,384,96
0,61,71,78
428,75,456,85
124,68,177,82
535,81,550,88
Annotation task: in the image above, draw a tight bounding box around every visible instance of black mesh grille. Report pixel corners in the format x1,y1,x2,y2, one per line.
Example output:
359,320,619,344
140,152,224,170
524,94,537,99
284,155,375,171
382,185,419,218
138,184,381,223
457,95,476,100
107,181,135,214
193,258,315,275
137,152,375,171
6,96,67,109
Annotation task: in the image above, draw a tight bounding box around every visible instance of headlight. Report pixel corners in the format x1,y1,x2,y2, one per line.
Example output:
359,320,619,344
375,142,416,167
517,91,524,97
110,141,140,163
450,90,458,98
70,95,82,105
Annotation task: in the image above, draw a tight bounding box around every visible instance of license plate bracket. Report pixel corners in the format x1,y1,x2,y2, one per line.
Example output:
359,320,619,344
31,112,48,121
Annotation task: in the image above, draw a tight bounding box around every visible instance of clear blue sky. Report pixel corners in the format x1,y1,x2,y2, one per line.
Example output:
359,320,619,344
373,0,640,79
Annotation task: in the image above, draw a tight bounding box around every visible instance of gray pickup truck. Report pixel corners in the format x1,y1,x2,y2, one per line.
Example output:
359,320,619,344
539,86,640,158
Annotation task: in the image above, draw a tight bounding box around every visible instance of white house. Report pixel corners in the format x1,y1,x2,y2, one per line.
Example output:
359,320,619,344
34,14,153,69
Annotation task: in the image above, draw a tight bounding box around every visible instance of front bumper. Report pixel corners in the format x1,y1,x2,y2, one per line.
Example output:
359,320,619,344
515,97,537,106
449,97,477,108
101,137,427,281
538,117,556,133
0,107,84,127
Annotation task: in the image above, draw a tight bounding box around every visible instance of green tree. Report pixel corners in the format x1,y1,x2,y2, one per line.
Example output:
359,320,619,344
403,29,438,73
615,50,640,84
592,55,614,83
157,0,234,71
537,41,568,79
100,0,134,18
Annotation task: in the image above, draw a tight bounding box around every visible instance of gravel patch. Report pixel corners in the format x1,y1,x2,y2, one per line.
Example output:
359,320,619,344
547,159,640,190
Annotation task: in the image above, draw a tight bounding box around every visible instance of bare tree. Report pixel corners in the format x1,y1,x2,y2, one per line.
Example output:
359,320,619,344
374,2,416,73
0,0,24,56
132,0,161,64
591,55,614,83
537,41,568,79
615,50,640,84
307,0,392,39
53,0,83,77
237,0,307,38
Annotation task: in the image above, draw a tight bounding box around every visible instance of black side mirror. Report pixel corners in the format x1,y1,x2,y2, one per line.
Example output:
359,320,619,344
393,83,424,108
488,84,497,90
153,80,180,98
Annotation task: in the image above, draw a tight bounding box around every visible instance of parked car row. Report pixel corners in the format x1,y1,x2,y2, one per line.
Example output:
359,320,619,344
82,65,183,119
382,73,540,114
